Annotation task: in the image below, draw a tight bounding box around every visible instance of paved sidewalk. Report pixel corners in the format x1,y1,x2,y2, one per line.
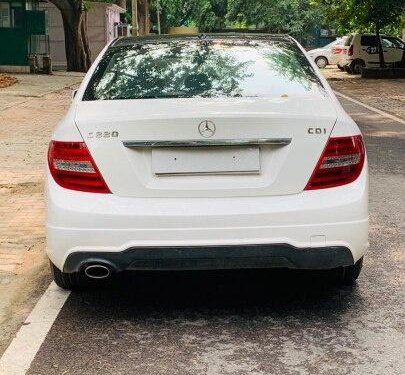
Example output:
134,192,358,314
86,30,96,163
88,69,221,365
0,74,82,353
322,67,405,120
0,72,83,111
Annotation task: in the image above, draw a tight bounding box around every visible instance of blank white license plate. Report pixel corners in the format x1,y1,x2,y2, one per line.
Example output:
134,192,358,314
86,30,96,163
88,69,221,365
152,146,260,175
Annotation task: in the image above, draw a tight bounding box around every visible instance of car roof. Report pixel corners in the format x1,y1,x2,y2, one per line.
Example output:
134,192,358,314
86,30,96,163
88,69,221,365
110,33,296,48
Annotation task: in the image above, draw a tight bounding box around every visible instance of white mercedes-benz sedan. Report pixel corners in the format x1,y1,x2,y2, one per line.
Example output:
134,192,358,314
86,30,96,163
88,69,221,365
46,34,368,289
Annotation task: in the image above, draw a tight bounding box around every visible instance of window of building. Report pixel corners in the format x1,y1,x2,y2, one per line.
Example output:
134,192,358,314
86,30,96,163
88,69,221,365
0,2,24,28
0,2,11,27
11,2,23,27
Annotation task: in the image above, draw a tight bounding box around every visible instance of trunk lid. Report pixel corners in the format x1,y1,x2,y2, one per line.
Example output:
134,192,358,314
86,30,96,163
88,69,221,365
75,96,337,198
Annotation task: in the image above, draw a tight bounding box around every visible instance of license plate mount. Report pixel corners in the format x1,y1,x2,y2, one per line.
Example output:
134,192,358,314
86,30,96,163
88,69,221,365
152,146,260,176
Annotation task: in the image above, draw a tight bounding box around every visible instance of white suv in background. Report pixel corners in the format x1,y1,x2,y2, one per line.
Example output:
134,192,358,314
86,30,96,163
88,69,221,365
344,33,405,74
307,37,348,68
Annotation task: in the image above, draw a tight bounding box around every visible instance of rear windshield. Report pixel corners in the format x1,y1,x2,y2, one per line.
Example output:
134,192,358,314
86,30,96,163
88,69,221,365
83,38,324,101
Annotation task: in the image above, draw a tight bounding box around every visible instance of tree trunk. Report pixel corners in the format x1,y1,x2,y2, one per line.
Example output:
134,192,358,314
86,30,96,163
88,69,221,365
49,0,91,72
375,22,385,69
81,12,91,69
137,0,150,35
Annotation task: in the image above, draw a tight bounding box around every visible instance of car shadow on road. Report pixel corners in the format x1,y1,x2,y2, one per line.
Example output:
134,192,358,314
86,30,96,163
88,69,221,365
68,269,362,319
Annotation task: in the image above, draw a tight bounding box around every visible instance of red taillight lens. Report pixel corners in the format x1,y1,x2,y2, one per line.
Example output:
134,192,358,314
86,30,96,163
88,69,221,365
305,135,365,190
334,46,343,54
348,45,354,56
48,141,111,193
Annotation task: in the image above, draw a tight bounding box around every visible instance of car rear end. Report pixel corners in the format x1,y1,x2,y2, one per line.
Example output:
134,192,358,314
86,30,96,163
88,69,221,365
342,34,355,70
46,34,368,287
331,36,349,68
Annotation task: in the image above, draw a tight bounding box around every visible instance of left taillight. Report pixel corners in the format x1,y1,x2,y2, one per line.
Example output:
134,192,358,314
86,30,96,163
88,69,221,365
48,141,111,194
333,46,343,54
305,135,365,190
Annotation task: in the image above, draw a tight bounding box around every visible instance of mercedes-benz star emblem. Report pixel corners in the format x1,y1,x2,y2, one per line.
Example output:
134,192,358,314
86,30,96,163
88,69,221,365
198,120,216,138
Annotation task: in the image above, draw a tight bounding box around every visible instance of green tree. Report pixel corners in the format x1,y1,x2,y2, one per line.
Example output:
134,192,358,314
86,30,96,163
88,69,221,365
314,0,405,67
226,0,324,44
151,0,228,32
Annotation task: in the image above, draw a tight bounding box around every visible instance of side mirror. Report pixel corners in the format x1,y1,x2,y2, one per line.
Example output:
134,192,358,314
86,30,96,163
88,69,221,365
71,89,78,102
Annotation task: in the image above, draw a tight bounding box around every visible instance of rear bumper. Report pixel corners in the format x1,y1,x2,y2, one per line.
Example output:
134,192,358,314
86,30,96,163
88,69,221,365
63,244,354,273
46,166,369,272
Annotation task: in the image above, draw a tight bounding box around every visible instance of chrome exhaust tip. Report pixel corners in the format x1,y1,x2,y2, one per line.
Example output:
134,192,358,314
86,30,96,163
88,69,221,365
84,264,112,280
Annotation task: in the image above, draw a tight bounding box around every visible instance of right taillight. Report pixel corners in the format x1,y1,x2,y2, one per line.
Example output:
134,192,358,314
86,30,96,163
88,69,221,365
348,44,354,56
305,135,365,190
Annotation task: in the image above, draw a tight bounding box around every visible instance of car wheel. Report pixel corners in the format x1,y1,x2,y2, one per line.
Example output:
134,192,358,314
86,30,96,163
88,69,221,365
344,65,352,74
315,56,328,69
350,59,365,75
50,260,87,290
334,257,363,286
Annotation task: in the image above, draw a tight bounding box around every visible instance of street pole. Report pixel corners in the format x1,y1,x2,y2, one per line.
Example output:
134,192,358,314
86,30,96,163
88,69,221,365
131,0,139,36
157,0,161,35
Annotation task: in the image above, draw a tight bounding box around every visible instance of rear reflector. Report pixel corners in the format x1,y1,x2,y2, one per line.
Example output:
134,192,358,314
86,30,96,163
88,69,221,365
305,135,365,190
48,141,111,193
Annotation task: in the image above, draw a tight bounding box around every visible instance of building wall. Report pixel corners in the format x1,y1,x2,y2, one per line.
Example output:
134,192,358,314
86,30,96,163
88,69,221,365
88,2,121,61
0,0,31,66
38,1,124,68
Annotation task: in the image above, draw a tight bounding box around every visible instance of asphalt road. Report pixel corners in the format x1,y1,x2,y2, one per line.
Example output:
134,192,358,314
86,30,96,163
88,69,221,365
26,98,405,375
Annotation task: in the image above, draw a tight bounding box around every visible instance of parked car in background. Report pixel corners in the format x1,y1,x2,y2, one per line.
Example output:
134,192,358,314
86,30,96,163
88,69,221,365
332,41,349,70
307,37,348,68
343,33,405,74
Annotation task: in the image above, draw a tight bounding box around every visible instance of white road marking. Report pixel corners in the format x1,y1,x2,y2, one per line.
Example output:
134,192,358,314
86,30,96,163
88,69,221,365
0,282,70,375
335,91,405,125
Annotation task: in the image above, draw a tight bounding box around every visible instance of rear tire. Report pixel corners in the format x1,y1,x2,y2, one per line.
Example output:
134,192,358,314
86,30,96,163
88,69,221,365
334,257,363,286
50,261,86,290
350,59,365,75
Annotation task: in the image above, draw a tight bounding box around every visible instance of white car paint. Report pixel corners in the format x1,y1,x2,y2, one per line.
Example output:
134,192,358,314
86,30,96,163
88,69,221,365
46,35,368,285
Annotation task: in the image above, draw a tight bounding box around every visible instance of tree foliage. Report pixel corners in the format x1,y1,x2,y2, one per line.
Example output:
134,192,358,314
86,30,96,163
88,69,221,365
314,0,405,34
227,0,324,43
152,0,324,44
151,0,228,31
314,0,405,66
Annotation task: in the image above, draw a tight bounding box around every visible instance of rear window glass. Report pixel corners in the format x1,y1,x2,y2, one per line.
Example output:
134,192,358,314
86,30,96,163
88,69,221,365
83,38,324,101
383,37,404,49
